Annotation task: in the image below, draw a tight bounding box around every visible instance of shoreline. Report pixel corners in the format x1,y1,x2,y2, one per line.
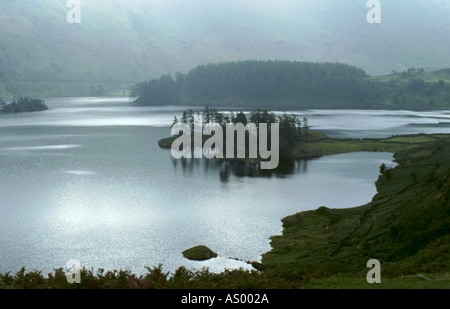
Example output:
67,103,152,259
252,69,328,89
260,134,450,279
158,131,450,161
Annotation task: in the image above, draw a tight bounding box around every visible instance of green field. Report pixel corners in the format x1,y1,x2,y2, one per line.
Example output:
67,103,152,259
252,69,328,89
291,132,450,159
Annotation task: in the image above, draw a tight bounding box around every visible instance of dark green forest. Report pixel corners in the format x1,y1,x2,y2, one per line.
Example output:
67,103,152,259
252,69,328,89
130,61,450,110
0,97,48,113
130,60,371,108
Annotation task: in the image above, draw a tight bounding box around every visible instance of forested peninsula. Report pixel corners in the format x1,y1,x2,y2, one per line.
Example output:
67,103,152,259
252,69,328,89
130,60,450,110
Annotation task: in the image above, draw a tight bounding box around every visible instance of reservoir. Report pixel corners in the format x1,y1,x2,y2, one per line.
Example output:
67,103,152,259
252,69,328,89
1,97,449,275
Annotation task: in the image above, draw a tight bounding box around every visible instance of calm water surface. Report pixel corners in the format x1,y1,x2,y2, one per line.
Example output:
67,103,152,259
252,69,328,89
1,97,449,274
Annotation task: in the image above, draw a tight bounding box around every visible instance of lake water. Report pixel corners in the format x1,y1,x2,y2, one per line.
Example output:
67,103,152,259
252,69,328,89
1,97,449,275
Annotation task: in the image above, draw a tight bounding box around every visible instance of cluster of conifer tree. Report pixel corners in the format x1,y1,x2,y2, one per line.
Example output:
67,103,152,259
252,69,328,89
0,97,48,113
172,106,310,158
130,60,374,108
131,61,450,110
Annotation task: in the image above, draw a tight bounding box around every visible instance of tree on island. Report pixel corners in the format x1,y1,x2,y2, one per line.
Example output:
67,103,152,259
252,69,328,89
171,107,309,160
0,97,48,113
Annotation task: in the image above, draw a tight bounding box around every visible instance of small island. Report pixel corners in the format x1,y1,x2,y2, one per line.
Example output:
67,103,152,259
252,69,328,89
0,97,49,114
182,245,218,261
159,107,450,176
159,106,311,166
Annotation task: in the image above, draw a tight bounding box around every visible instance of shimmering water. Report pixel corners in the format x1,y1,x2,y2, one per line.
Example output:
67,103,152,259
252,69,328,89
1,97,448,275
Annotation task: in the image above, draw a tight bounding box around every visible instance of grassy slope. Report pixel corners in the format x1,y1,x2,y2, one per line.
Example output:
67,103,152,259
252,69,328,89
364,69,450,109
368,70,450,84
262,136,450,287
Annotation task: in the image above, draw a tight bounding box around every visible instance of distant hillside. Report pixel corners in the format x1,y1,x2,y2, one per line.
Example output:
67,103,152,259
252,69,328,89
366,68,450,109
131,60,450,110
262,137,450,277
1,0,450,97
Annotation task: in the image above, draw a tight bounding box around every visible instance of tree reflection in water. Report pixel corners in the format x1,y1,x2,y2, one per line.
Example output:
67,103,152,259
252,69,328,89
172,156,310,183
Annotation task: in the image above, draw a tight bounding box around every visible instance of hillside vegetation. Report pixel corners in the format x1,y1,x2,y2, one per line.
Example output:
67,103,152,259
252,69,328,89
262,137,450,279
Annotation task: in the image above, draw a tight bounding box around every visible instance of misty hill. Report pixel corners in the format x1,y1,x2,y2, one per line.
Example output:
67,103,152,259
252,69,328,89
131,60,450,110
1,0,450,98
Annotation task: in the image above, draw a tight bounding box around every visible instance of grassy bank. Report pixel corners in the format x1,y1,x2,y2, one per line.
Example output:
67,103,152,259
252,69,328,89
261,135,450,286
290,131,450,159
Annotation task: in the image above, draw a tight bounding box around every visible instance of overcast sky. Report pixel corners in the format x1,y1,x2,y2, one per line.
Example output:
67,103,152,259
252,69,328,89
1,0,450,80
